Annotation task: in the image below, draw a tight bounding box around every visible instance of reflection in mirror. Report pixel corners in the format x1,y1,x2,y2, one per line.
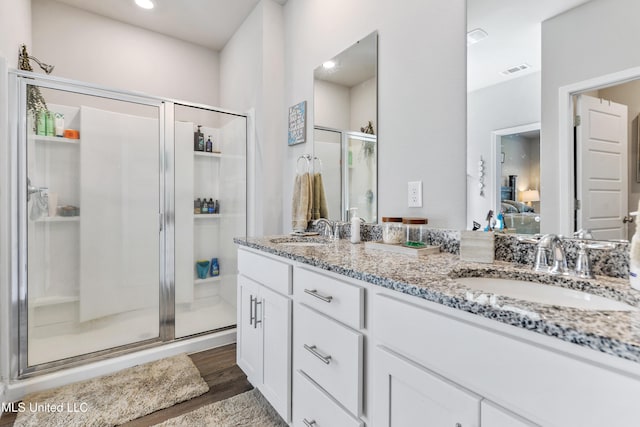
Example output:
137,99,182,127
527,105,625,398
313,31,377,222
467,0,593,235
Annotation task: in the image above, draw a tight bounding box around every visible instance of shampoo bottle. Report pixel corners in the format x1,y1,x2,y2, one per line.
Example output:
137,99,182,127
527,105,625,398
350,208,361,244
206,136,213,153
630,205,640,290
194,125,205,151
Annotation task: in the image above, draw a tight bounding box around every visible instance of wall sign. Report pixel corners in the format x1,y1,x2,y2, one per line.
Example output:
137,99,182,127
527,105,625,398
288,100,306,146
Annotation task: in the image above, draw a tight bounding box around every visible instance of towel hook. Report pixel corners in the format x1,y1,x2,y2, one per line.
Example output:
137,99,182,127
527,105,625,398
312,156,323,174
296,154,312,174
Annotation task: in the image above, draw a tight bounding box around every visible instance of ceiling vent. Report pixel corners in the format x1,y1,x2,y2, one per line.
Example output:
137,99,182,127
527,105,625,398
500,63,531,76
467,28,488,46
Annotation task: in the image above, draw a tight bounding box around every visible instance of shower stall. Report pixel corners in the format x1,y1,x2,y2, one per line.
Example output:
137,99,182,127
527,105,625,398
6,71,247,379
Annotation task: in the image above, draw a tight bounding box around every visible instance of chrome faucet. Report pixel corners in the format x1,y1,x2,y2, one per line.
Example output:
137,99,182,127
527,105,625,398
572,229,614,279
533,234,569,275
312,218,340,240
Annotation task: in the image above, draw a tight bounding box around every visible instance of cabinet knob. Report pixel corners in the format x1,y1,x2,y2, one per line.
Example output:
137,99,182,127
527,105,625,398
303,419,317,427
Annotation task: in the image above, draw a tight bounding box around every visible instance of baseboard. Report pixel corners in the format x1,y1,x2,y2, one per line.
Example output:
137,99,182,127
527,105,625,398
2,328,236,403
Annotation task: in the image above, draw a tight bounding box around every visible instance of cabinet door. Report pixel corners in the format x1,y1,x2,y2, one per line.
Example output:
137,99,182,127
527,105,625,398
481,401,537,427
374,346,480,427
237,275,263,385
260,285,292,422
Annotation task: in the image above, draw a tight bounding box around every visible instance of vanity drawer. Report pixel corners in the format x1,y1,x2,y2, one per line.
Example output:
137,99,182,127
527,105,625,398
293,370,363,427
294,267,364,329
238,249,292,295
294,304,363,417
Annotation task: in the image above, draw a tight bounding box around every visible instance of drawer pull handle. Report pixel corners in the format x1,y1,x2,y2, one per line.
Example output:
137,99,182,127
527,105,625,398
303,419,317,426
304,288,333,303
304,344,332,365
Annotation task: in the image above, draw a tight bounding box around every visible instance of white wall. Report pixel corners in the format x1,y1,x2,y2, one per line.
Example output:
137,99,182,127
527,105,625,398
350,77,376,133
31,0,219,105
467,72,540,226
283,0,466,230
314,79,350,130
220,0,285,236
0,0,31,68
542,0,640,234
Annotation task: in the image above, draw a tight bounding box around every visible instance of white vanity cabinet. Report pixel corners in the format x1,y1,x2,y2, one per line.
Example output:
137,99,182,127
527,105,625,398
373,291,640,427
375,346,481,427
292,267,366,426
237,249,292,422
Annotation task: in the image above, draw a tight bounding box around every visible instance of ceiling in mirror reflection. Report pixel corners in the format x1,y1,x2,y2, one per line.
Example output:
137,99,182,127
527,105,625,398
467,0,591,91
314,33,376,87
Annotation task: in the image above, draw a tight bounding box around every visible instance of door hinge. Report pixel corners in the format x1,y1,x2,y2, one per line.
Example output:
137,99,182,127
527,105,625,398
574,115,581,126
575,199,581,210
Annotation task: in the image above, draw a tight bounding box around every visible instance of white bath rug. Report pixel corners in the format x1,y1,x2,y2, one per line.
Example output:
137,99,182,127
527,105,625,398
14,353,209,427
154,388,287,427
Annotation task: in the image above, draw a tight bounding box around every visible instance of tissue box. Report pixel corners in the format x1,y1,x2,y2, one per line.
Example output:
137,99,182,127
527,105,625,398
460,231,495,263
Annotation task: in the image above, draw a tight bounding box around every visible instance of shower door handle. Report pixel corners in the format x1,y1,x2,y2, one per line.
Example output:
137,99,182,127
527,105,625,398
27,177,46,202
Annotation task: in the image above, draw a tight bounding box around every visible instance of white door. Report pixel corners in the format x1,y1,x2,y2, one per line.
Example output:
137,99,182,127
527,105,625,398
576,95,628,240
374,346,481,427
237,275,263,385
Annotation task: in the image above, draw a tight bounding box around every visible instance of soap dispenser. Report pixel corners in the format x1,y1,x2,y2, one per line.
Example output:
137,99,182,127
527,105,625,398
350,208,361,243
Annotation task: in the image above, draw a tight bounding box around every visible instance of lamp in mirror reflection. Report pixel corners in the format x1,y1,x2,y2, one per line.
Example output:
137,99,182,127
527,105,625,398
520,189,540,207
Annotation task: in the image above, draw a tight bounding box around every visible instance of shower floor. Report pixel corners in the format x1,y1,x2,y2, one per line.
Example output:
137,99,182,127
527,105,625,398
28,296,235,367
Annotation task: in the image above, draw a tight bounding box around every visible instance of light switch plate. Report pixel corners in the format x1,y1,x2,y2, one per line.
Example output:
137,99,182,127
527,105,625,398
408,181,422,207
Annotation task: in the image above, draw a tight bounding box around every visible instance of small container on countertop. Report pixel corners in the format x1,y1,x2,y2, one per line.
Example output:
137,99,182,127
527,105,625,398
403,217,429,247
382,217,404,244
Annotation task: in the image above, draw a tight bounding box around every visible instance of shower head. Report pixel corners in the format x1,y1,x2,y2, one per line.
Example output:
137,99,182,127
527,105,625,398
27,55,55,74
19,46,55,74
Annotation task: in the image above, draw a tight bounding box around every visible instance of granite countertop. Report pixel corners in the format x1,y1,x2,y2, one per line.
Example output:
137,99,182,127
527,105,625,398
235,235,640,364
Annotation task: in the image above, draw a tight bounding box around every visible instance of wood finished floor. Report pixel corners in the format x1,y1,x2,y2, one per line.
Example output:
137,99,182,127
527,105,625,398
0,344,252,426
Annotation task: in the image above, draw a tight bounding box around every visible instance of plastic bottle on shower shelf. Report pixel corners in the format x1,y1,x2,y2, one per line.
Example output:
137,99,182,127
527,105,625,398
208,198,215,214
201,199,208,214
205,136,213,153
350,208,361,244
194,125,205,151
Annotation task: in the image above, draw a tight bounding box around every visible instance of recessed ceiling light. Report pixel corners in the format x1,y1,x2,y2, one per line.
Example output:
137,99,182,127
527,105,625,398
322,60,336,70
135,0,154,10
467,28,488,46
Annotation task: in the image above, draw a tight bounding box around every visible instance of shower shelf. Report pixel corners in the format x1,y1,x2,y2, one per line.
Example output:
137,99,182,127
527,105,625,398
194,276,223,285
194,213,221,219
34,216,80,223
30,135,80,144
31,295,79,308
194,151,222,158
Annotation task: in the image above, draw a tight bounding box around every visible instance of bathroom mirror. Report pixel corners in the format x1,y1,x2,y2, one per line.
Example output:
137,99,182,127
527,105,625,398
467,0,637,240
313,31,378,223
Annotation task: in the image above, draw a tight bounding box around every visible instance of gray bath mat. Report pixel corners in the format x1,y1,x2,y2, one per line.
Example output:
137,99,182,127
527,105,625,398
14,353,209,427
154,388,287,427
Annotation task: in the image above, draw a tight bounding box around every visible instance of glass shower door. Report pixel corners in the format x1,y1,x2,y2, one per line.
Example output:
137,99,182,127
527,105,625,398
21,81,163,369
173,104,246,338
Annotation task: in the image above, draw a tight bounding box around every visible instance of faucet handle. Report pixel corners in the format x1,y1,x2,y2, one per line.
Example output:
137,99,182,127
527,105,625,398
573,241,614,279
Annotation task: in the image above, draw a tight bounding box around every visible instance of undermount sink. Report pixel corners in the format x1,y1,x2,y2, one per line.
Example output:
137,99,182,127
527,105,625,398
269,237,332,247
456,277,638,312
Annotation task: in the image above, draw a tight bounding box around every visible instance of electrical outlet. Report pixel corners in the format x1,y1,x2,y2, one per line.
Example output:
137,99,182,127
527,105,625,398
408,181,422,207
